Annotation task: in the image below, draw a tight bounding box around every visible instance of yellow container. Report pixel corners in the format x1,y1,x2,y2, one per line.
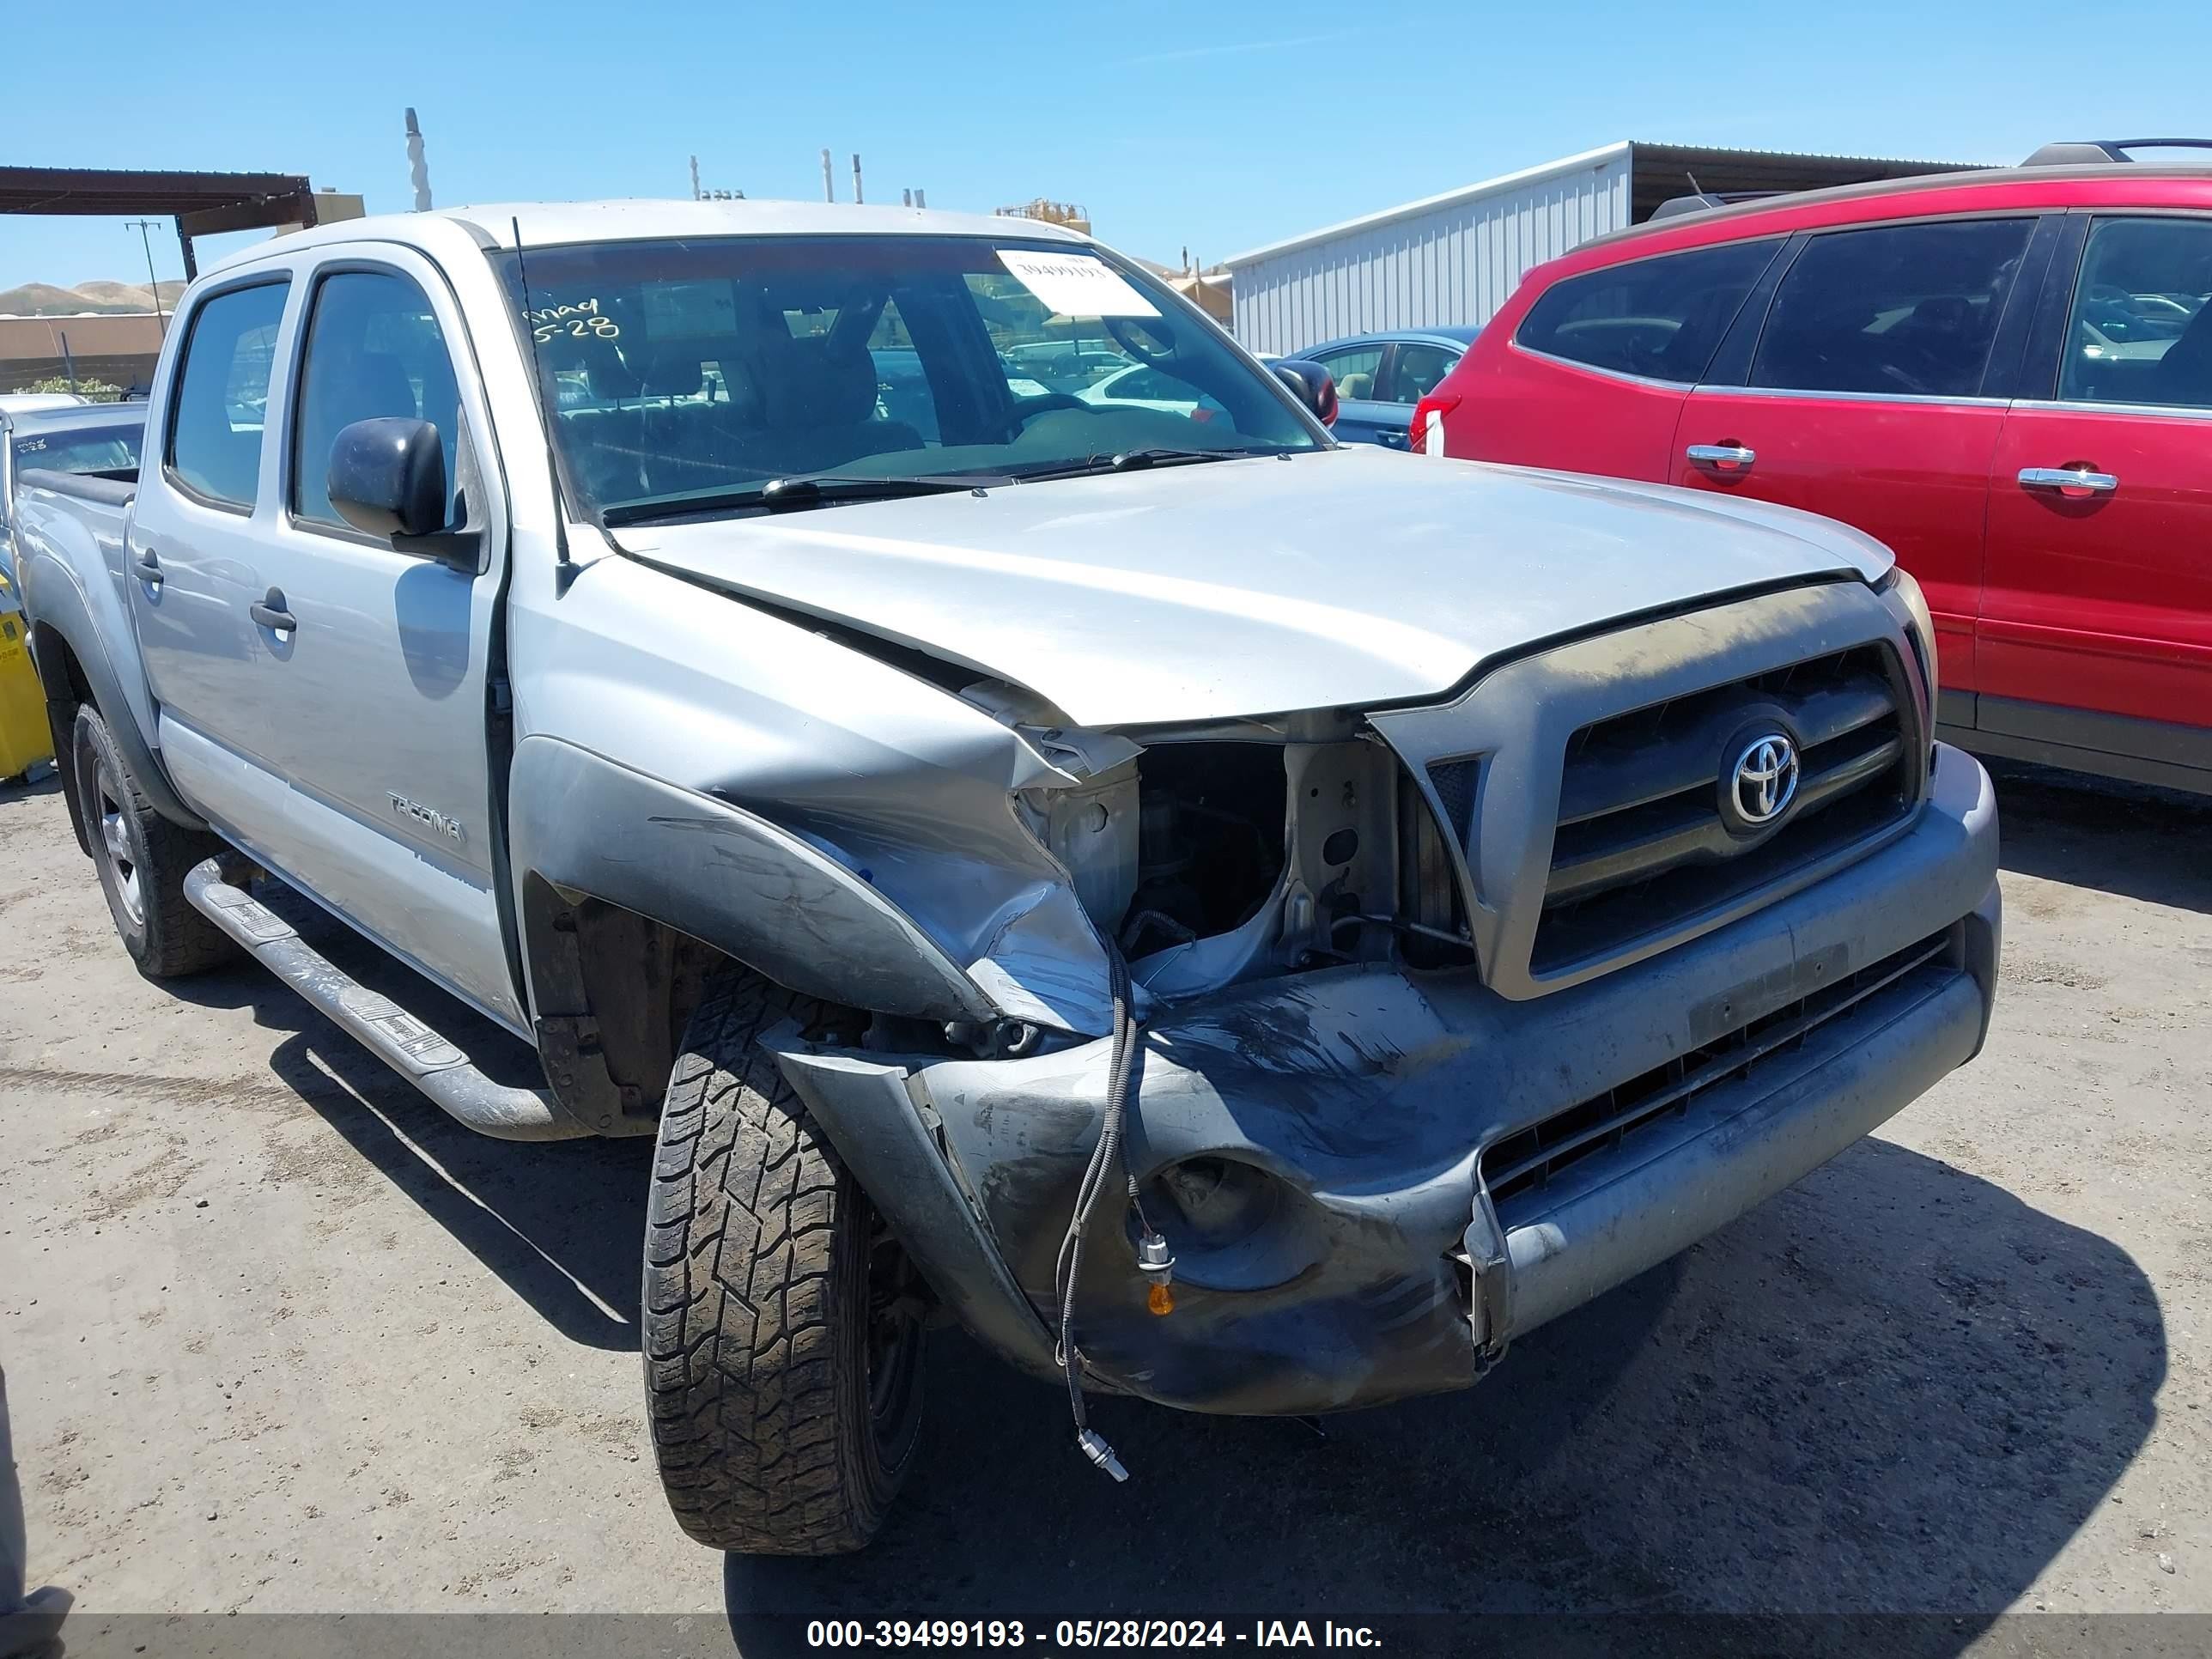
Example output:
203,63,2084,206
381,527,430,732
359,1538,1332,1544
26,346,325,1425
0,571,56,783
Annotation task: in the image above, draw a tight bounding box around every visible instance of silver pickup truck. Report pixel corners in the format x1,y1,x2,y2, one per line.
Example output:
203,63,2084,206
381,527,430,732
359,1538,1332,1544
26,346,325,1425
13,199,2001,1556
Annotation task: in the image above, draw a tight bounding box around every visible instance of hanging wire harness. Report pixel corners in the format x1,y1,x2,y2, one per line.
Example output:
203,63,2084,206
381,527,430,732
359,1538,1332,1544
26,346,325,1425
1053,945,1173,1481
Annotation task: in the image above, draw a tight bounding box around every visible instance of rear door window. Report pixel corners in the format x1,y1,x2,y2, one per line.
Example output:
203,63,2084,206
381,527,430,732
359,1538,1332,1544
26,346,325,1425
167,282,289,510
1750,219,2033,398
2055,216,2212,410
1516,240,1779,384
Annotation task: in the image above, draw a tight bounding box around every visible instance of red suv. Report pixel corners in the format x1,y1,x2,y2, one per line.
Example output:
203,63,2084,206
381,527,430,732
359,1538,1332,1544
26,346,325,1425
1419,144,2212,795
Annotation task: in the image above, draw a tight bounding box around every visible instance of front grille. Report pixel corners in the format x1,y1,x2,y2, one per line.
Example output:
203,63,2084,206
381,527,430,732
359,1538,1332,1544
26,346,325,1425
1396,764,1473,968
1426,757,1479,844
1482,928,1952,1208
1534,645,1916,974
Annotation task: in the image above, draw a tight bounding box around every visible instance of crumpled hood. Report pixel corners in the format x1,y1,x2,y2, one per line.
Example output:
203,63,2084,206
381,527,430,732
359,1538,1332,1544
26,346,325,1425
615,445,1893,728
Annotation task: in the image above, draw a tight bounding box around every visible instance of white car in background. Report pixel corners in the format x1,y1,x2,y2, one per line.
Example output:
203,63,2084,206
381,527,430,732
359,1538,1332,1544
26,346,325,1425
0,393,92,416
1078,361,1226,421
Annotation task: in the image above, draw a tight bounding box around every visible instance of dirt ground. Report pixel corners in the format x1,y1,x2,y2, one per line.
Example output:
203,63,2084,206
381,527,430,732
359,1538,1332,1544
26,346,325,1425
2,757,2209,1647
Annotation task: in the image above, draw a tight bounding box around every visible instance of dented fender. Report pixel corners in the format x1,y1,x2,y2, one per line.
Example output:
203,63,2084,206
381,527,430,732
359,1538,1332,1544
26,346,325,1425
507,736,998,1024
507,553,1137,1034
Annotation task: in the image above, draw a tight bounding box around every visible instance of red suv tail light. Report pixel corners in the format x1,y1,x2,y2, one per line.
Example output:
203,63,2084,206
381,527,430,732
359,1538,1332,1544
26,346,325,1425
1409,392,1462,454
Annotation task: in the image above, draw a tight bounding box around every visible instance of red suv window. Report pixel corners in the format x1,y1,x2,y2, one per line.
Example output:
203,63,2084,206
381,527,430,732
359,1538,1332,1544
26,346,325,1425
2057,216,2212,408
1749,219,2033,398
1515,240,1781,385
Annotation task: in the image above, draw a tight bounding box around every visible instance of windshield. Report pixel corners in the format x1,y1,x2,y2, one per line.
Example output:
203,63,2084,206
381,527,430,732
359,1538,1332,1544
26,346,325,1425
495,234,1322,521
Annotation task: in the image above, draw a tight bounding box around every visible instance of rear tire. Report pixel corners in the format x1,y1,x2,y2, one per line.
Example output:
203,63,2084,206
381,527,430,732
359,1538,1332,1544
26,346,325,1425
643,965,925,1555
70,704,234,979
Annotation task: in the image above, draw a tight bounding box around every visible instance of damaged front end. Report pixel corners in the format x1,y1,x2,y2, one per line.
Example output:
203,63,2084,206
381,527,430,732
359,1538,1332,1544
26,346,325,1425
769,668,1476,1048
746,581,2000,1419
989,686,1477,1007
761,672,1501,1412
704,665,1496,1414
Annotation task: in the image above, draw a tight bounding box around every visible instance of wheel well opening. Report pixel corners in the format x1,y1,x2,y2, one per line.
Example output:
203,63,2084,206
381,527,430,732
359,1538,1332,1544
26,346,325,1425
29,621,94,709
521,876,728,1121
28,623,96,853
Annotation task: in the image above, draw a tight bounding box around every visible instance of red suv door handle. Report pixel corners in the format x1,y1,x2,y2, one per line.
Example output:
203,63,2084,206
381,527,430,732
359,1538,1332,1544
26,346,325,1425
1686,443,1756,473
2019,465,2118,497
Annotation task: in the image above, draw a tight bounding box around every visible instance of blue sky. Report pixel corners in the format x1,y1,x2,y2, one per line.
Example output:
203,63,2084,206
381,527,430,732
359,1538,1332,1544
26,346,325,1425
9,0,2211,289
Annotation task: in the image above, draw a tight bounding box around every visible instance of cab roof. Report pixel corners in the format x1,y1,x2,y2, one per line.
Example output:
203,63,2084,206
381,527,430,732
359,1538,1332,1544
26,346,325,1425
209,197,1091,274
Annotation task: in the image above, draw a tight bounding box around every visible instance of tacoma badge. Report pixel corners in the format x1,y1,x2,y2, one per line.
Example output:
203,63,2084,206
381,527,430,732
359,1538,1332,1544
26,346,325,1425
388,793,465,843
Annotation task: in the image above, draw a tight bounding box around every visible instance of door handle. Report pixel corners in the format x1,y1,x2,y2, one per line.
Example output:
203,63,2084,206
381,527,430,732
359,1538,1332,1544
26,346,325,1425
1686,443,1756,472
2019,465,2118,495
1376,428,1410,449
249,588,296,632
131,550,162,587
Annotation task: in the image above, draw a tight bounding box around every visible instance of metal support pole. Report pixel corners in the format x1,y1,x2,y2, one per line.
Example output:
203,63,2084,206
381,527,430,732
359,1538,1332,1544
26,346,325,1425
126,219,167,329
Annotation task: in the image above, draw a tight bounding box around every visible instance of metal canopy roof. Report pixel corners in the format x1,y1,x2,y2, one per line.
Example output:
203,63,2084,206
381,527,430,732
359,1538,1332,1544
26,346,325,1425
0,166,325,277
1624,142,1982,222
1226,141,1984,269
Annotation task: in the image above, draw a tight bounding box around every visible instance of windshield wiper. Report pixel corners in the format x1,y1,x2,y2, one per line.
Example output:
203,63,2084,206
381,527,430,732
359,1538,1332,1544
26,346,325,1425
1013,446,1275,482
601,472,1012,526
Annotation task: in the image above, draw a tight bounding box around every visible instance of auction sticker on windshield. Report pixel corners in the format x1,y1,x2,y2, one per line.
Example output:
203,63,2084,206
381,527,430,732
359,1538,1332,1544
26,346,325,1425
996,249,1159,319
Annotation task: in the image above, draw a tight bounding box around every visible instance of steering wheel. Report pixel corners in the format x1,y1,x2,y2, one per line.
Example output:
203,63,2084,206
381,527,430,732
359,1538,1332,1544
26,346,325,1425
1005,391,1090,439
1105,315,1179,369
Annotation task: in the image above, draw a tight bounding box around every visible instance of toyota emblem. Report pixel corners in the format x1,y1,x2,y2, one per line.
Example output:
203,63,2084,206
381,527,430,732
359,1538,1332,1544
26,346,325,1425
1729,732,1800,827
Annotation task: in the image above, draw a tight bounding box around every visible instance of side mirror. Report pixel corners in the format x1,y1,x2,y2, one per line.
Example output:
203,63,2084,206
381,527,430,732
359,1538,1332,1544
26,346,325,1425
1272,359,1340,428
327,417,455,548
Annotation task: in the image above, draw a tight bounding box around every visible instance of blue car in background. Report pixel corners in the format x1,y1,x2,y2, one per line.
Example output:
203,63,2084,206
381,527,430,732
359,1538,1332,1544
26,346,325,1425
1290,328,1478,448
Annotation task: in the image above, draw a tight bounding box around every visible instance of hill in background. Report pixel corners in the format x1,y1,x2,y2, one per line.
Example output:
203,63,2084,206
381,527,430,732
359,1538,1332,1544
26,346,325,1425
0,278,189,316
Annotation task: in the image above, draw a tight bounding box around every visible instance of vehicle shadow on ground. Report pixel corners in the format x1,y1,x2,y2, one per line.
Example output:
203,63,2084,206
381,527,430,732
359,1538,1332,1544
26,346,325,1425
724,1137,2161,1648
1987,757,2212,914
161,896,650,1353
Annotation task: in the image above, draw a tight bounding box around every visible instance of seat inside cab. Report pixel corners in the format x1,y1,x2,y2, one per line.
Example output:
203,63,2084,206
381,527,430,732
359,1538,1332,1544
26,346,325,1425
551,283,927,505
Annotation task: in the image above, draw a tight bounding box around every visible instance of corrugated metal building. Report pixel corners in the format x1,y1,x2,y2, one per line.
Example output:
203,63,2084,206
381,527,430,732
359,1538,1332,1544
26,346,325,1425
1226,141,1976,355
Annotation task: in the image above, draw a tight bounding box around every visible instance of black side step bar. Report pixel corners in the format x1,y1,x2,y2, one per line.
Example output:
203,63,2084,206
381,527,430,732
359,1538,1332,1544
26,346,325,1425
184,860,590,1141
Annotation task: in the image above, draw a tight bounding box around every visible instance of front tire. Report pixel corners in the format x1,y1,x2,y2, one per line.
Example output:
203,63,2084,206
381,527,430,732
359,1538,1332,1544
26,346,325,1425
71,704,233,979
643,967,925,1555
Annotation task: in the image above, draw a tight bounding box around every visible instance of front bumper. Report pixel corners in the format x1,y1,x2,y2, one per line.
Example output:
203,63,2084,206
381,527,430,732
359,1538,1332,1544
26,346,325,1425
775,744,2001,1416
